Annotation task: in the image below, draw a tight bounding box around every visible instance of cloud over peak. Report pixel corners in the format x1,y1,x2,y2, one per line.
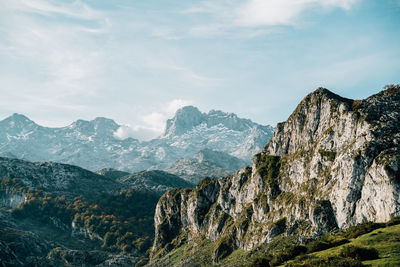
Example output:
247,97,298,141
113,99,194,141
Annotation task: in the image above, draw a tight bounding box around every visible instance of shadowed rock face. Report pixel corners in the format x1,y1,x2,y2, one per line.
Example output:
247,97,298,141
150,85,400,262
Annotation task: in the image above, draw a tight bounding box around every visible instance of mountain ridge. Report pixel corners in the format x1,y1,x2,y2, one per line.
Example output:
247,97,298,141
0,107,274,176
149,85,400,265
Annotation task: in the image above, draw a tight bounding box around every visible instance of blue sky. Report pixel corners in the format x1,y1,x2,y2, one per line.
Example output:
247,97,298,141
0,0,399,140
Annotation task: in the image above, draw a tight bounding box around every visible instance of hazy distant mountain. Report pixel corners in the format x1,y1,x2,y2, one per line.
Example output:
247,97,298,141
0,107,274,175
163,149,248,183
116,170,194,194
162,106,274,160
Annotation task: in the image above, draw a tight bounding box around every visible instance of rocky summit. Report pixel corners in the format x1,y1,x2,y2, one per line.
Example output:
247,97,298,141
149,85,400,265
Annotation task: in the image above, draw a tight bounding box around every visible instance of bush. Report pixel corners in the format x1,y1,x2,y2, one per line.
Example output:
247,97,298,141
286,255,365,267
247,256,270,267
343,222,385,239
351,100,363,111
135,258,149,267
386,216,400,226
270,245,307,265
306,236,348,253
255,154,281,198
318,150,337,161
340,246,379,261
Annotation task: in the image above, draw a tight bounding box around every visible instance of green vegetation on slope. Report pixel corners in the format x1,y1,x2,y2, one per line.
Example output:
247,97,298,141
283,218,400,267
11,188,158,254
149,218,400,267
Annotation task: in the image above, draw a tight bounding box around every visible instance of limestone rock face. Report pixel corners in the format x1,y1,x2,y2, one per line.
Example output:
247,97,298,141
150,86,400,261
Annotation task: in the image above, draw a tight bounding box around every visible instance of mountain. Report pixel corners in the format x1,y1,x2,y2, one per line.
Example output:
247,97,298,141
0,157,121,200
116,170,194,195
148,85,400,265
162,106,274,161
0,108,274,175
96,168,131,180
0,157,192,266
163,149,248,184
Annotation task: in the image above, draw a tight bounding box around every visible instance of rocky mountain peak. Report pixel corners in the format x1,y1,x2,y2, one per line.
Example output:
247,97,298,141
264,87,354,156
163,105,270,137
163,106,204,137
206,109,255,131
2,113,36,126
0,113,38,135
68,117,119,137
150,86,400,264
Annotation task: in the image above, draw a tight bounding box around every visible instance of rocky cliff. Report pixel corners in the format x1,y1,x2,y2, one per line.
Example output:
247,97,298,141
150,85,400,264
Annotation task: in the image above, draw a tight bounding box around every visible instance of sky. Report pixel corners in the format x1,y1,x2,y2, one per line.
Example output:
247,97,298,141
0,0,399,140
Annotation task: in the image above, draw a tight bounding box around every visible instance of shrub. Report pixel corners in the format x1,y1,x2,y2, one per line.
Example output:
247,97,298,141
384,84,400,95
306,236,348,253
286,255,365,267
247,256,270,267
351,100,363,111
340,245,379,261
386,216,400,226
342,222,385,239
318,150,337,161
256,154,281,198
135,258,149,267
270,245,307,265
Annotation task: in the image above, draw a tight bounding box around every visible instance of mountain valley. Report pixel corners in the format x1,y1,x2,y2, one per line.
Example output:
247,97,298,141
0,85,399,266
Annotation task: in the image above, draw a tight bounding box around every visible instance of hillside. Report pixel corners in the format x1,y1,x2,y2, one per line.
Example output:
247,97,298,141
149,85,400,265
0,157,192,266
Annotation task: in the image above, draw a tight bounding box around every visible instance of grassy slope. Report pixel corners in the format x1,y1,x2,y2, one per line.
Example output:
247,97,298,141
151,223,400,267
285,224,400,266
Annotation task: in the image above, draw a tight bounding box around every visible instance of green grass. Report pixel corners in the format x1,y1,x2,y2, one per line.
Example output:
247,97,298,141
218,248,249,267
151,236,215,266
285,224,400,266
151,219,400,267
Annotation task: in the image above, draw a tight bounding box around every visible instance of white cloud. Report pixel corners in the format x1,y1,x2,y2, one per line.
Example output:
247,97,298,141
113,99,194,141
113,125,155,141
0,0,110,103
186,0,359,28
2,0,100,20
237,0,358,26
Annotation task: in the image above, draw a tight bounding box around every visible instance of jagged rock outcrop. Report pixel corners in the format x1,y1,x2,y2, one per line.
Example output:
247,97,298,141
150,85,400,263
